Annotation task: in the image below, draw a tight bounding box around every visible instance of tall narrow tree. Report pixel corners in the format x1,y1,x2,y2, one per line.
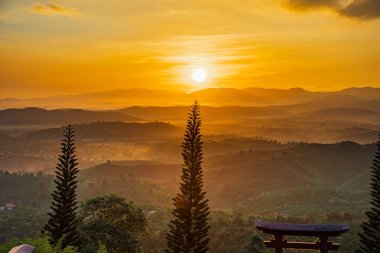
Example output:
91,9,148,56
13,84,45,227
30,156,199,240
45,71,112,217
44,125,80,248
358,133,380,252
166,101,210,253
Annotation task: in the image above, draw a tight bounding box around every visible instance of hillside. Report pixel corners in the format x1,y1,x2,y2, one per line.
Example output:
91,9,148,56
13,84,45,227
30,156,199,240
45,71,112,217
78,160,179,182
119,106,289,121
303,107,380,122
76,141,376,209
22,121,182,140
204,141,375,207
0,107,142,126
338,87,380,100
355,99,380,113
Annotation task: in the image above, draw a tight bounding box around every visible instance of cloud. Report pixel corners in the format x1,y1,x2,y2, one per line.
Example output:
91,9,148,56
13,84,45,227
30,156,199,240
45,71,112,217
283,0,339,11
340,0,380,20
31,1,79,16
283,0,380,20
32,2,46,13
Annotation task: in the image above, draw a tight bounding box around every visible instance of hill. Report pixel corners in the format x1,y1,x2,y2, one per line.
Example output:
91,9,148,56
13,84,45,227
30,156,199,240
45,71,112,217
78,160,179,182
76,141,376,209
267,94,366,114
119,106,289,121
0,89,187,109
2,87,379,109
204,141,375,207
22,121,182,140
189,88,269,106
354,99,380,113
338,87,380,100
0,107,142,126
302,107,380,122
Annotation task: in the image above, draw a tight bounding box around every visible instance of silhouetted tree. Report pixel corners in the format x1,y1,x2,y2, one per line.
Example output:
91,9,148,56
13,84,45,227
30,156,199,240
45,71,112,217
357,133,380,252
166,101,210,253
44,125,80,248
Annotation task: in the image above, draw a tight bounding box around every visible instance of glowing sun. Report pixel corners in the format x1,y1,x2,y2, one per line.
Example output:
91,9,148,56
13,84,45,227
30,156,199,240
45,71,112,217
191,68,207,83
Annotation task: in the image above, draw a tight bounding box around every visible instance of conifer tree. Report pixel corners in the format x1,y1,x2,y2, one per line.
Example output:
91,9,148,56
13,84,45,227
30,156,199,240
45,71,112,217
44,125,80,248
357,133,380,252
166,101,210,253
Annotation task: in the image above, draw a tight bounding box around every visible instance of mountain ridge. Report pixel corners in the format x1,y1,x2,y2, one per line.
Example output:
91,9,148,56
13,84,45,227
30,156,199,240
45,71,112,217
1,86,379,109
0,107,143,126
22,121,183,140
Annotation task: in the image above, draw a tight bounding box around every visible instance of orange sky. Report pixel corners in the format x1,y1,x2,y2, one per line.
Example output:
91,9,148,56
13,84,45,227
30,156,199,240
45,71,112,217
1,0,380,98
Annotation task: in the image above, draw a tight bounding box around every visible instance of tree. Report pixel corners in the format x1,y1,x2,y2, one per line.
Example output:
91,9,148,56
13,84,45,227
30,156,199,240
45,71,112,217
44,125,80,248
0,205,48,243
78,194,147,253
357,134,380,252
166,101,210,253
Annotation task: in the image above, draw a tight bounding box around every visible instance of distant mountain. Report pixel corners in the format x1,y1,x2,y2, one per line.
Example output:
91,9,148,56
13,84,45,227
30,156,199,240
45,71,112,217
0,89,188,109
337,87,380,100
189,88,269,106
308,94,361,107
264,93,380,115
0,107,142,126
119,106,189,120
119,106,289,121
188,87,327,106
22,121,182,140
244,87,323,104
304,107,380,122
1,87,379,109
354,99,380,113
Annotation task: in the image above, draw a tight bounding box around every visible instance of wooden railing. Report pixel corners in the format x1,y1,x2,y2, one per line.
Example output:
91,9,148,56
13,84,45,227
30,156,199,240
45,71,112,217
256,221,349,253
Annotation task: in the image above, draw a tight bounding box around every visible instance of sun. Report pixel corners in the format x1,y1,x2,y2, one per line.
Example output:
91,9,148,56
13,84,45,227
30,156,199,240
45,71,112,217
191,68,207,83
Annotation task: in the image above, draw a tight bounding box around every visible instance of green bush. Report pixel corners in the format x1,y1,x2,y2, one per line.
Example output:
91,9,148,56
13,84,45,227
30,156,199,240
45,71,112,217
0,235,79,253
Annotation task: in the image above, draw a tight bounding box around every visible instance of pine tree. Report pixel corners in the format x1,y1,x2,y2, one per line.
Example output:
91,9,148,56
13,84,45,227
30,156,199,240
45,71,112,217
166,101,210,253
44,125,80,248
357,133,380,252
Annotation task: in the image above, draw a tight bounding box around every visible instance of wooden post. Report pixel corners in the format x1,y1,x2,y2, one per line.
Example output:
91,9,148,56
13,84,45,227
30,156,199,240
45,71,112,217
273,234,284,253
319,236,329,253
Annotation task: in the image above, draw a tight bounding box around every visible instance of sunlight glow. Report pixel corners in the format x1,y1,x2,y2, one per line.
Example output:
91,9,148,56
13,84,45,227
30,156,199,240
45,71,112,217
191,68,207,83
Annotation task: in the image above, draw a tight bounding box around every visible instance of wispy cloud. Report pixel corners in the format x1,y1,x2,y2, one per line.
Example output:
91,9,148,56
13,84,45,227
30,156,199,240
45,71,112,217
283,0,339,10
31,1,80,17
283,0,380,20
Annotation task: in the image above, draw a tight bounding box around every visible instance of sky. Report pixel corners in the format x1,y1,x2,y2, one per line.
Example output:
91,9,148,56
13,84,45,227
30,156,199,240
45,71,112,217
1,0,380,98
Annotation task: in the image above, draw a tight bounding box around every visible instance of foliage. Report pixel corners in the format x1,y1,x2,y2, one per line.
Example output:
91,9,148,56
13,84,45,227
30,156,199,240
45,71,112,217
357,134,380,252
141,207,171,252
78,194,147,253
0,205,48,243
78,176,172,207
0,235,79,253
0,125,376,253
166,101,211,253
95,244,107,253
140,206,363,253
0,171,52,209
44,125,80,248
244,234,265,253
